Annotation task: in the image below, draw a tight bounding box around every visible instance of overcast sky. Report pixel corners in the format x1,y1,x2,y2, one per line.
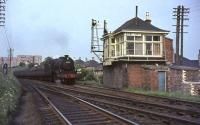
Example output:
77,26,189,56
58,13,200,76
0,0,199,60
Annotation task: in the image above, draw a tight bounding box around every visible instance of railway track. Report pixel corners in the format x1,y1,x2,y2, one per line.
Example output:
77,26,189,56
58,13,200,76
20,79,200,125
75,85,200,111
23,81,138,125
48,85,200,125
23,84,68,125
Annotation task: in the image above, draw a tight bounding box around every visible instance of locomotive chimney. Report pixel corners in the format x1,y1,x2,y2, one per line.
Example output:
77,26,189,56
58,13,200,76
64,55,69,58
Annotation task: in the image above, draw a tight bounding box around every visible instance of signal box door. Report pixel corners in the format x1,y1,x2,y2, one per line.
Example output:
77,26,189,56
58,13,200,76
158,71,166,91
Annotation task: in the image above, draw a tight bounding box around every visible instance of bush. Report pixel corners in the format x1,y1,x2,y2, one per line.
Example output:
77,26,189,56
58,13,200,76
77,68,96,81
0,73,21,125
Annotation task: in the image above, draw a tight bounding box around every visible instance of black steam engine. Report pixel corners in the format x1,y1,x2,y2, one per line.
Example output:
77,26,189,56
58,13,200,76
14,55,76,84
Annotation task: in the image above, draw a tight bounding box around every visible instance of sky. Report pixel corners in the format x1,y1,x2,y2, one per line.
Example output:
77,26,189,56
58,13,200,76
0,0,199,60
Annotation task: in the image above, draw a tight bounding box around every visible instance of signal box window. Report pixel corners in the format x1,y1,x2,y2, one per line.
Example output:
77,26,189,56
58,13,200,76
135,43,143,55
126,42,134,55
111,38,115,43
153,43,160,55
153,36,160,41
126,36,134,41
145,36,152,41
135,36,142,41
146,43,152,55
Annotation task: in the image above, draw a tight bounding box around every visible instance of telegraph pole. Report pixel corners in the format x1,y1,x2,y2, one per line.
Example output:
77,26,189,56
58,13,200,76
0,0,5,27
0,0,14,71
8,48,13,69
0,0,5,71
175,6,181,65
173,5,189,65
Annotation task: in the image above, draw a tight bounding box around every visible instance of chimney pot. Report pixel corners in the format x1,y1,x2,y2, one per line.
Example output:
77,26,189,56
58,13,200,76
145,12,151,24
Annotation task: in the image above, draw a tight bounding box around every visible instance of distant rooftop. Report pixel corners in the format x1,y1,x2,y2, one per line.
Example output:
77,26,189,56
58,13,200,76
75,59,86,67
75,59,102,70
85,60,100,68
113,17,169,34
182,57,199,68
172,54,200,68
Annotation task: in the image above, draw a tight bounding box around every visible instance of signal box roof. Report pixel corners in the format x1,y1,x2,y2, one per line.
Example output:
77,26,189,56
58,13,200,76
113,17,169,34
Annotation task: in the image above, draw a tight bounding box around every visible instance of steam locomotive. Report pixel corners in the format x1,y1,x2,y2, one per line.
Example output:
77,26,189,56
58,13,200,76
14,55,76,84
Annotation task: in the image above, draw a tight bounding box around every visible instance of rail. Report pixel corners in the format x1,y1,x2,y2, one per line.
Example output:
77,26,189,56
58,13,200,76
38,85,139,125
33,85,72,125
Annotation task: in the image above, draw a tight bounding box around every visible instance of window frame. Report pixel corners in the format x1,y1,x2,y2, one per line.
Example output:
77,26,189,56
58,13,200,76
126,42,135,55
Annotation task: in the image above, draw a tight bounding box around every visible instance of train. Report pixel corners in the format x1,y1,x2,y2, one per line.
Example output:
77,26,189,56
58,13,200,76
14,55,76,84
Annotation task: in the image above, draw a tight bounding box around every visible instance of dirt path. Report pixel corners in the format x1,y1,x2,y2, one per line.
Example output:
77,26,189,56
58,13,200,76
10,86,42,125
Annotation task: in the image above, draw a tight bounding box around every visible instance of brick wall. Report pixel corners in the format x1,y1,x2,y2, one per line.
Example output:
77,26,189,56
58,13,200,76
181,82,200,96
149,69,158,90
127,64,144,88
103,62,160,90
167,66,200,95
103,62,128,89
164,38,173,64
142,67,157,90
185,70,199,82
167,68,182,92
103,61,200,95
126,64,158,90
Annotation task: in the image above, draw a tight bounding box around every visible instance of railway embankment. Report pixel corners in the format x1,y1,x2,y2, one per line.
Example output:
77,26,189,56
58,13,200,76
0,73,21,125
125,86,200,102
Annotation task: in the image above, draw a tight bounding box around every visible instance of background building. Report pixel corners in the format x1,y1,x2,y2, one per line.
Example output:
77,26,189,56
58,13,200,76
17,55,42,65
0,55,42,67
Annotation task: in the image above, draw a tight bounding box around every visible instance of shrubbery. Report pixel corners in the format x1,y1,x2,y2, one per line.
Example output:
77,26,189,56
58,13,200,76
76,68,103,86
0,72,21,125
77,69,96,81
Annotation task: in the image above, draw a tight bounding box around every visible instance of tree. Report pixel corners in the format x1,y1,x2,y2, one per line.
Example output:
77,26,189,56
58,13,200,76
44,57,53,62
78,68,96,81
40,57,53,67
28,63,35,69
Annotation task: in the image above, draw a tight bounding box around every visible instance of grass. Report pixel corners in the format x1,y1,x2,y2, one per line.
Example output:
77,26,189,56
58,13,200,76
76,80,103,87
0,72,21,125
124,87,200,103
76,80,200,102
